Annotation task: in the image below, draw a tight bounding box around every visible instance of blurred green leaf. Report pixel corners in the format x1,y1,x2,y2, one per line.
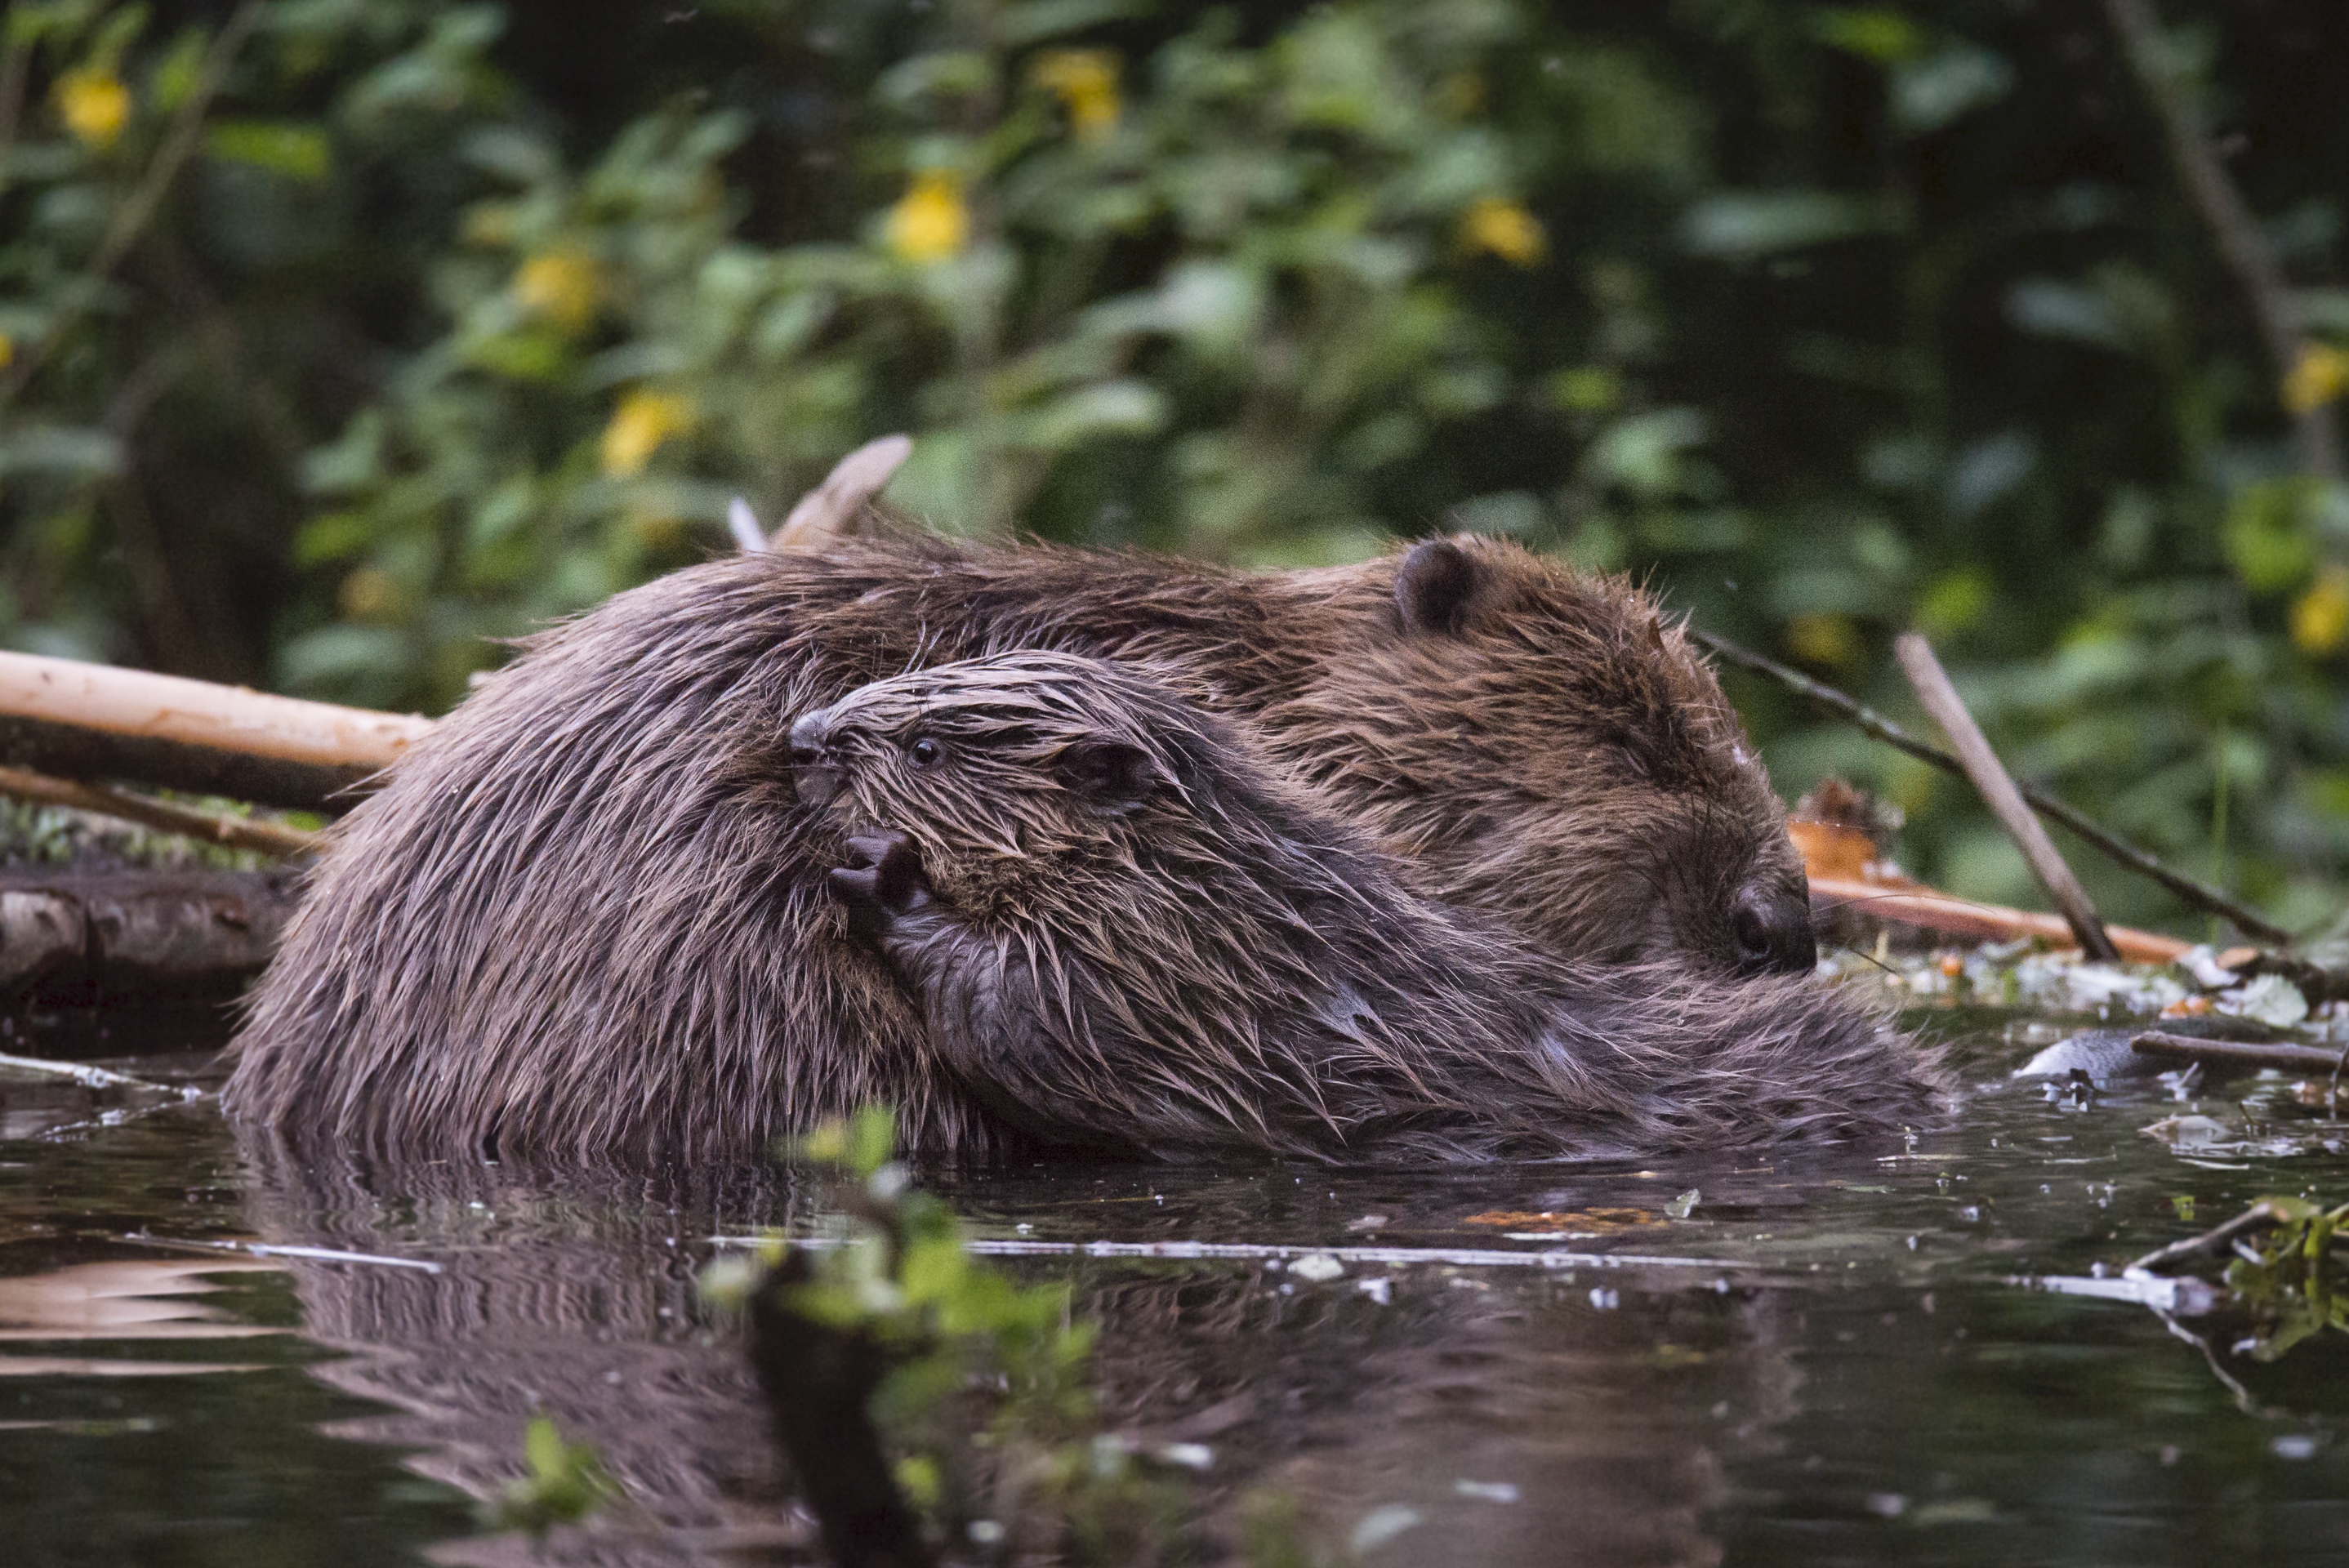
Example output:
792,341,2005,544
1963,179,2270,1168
205,119,332,180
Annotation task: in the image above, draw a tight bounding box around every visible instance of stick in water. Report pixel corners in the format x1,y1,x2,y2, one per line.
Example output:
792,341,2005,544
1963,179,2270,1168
1895,633,2121,963
2129,1031,2349,1076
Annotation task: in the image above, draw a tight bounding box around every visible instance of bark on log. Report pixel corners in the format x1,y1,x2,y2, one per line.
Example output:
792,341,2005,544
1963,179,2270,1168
0,867,300,1004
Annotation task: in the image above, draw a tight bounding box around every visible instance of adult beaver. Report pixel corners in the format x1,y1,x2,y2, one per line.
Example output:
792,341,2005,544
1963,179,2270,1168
805,653,1941,1161
228,529,1817,1159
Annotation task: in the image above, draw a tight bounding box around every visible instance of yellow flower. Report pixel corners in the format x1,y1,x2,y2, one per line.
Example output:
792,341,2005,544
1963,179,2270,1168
338,566,399,621
0,332,13,372
2284,343,2349,414
1785,612,1860,667
56,69,131,150
1032,49,1121,141
885,172,969,264
513,251,600,334
600,390,694,478
1461,197,1545,267
2292,564,2349,656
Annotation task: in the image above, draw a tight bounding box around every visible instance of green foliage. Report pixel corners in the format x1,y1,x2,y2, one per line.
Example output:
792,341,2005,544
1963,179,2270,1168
2147,1196,2349,1365
479,1414,616,1537
5,0,2349,934
737,1108,1266,1564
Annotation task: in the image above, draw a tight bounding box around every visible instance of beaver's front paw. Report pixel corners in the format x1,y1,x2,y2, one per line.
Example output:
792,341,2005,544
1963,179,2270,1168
827,831,933,943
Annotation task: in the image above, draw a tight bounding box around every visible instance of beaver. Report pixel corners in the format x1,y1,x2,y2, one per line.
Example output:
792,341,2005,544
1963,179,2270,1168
802,652,1941,1161
225,528,1817,1160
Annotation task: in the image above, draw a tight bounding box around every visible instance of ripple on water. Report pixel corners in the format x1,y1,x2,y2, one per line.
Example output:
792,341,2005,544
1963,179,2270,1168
7,1007,2349,1566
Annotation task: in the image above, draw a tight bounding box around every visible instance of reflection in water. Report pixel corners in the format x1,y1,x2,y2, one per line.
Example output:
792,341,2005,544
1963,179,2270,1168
235,1130,1834,1567
234,1132,807,1565
13,1018,2349,1566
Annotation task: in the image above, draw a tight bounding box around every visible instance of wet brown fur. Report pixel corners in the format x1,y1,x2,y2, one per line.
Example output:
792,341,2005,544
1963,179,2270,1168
807,653,1945,1162
226,530,1816,1160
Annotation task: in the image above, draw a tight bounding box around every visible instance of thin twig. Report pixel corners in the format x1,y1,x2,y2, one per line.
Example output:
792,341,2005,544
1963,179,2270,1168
1897,633,2120,960
715,1233,1758,1273
2102,0,2341,479
0,1,265,409
127,1234,444,1274
1692,629,2293,947
2130,1031,2349,1076
2128,1197,2295,1273
0,763,320,857
0,1051,193,1094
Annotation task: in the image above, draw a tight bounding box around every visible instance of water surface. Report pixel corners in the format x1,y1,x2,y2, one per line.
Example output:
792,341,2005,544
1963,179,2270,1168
7,1008,2349,1565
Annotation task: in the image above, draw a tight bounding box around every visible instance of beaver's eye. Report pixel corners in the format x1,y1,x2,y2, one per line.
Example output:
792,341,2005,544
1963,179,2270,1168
907,736,943,768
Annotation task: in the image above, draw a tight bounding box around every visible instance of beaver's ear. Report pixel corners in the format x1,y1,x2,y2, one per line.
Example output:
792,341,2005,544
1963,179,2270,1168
1392,537,1482,637
1057,740,1163,813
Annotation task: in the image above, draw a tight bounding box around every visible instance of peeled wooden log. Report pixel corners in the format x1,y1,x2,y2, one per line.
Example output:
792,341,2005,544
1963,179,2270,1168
0,652,432,814
1806,873,2190,964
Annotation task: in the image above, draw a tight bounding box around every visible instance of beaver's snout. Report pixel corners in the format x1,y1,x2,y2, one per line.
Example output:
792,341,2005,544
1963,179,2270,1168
788,709,845,807
1731,884,1817,975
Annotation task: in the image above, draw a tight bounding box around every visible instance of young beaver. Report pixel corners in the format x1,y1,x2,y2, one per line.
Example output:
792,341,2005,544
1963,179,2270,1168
227,530,1815,1160
799,653,1943,1162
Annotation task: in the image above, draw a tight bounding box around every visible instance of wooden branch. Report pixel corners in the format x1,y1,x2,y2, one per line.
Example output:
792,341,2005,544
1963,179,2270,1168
2102,0,2342,479
0,651,431,813
1896,634,2121,961
0,764,319,858
1807,874,2187,962
768,434,914,551
2130,1031,2349,1075
1696,630,2293,946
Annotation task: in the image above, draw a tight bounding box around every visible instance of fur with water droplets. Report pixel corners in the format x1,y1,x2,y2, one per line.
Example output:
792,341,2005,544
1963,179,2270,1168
226,528,1821,1160
805,651,1946,1163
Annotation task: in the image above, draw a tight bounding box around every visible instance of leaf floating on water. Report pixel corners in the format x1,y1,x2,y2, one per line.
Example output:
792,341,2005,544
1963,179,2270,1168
1665,1190,1700,1219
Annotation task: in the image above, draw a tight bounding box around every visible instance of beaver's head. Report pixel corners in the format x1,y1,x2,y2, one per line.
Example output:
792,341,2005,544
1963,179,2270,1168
1280,534,1816,976
787,653,1223,908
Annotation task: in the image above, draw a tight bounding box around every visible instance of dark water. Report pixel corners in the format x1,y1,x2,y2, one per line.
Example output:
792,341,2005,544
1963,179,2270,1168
7,1009,2349,1566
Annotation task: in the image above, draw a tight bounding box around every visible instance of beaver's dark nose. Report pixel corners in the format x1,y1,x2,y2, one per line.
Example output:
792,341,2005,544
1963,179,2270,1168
1732,885,1817,975
788,710,843,807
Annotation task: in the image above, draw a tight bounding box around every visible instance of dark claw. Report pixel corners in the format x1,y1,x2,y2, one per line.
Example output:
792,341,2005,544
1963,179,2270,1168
828,831,930,941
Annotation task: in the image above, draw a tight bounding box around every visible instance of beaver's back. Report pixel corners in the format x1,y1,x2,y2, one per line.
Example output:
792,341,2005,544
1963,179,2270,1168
227,533,1816,1159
